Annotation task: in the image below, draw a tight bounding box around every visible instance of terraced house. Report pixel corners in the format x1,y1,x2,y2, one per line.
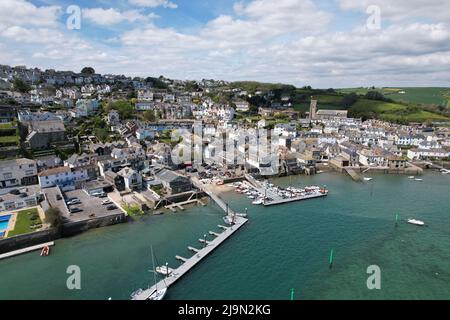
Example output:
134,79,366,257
0,158,38,188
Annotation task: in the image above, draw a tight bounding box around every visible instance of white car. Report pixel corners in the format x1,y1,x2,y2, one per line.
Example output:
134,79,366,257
102,199,112,205
67,199,81,205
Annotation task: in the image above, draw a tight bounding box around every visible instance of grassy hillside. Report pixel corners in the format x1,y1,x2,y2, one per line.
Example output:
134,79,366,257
338,87,450,106
348,99,450,123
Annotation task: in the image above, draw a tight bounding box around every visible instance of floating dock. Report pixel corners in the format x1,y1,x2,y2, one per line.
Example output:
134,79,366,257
131,216,248,300
0,242,55,260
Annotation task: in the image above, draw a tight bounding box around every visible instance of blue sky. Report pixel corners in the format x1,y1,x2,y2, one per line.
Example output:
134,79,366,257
1,0,450,87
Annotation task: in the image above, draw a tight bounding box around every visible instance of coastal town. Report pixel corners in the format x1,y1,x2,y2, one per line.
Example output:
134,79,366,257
0,64,449,258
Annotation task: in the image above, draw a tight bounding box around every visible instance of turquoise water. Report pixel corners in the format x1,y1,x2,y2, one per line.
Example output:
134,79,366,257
0,172,448,300
0,215,11,232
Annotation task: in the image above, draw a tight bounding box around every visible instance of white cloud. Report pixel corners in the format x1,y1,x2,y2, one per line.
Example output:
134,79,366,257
2,0,450,87
129,0,178,9
82,8,155,26
0,0,61,30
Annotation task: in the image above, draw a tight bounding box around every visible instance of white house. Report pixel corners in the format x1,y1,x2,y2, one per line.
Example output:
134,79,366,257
234,100,250,112
38,166,88,191
117,167,142,191
407,148,448,160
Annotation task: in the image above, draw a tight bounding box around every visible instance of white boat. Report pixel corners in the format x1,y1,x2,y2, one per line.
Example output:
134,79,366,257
414,178,423,181
223,215,235,225
407,219,425,226
252,198,263,205
408,176,415,179
248,195,255,199
363,177,373,181
156,265,174,276
440,169,450,174
131,246,167,300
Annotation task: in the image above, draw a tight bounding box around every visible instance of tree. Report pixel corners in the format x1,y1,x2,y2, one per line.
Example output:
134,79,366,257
45,207,63,231
81,67,95,75
13,78,31,93
341,93,358,108
108,100,134,119
143,110,156,122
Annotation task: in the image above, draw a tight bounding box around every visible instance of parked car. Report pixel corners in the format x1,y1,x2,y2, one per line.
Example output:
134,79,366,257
9,189,20,195
67,199,81,205
101,199,112,205
56,194,62,200
69,207,83,213
106,205,117,211
92,192,107,198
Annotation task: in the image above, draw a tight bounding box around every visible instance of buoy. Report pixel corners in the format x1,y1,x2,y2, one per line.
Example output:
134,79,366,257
290,288,295,301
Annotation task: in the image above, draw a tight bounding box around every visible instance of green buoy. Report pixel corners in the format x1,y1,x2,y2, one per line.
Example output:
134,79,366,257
290,288,295,301
395,213,399,227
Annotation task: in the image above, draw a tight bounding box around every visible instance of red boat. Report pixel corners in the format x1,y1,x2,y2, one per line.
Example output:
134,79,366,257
40,245,50,257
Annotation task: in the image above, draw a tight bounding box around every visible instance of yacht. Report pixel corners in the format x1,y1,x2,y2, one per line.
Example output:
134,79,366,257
131,246,167,300
156,265,174,276
407,219,425,226
363,177,373,181
408,176,415,179
414,178,423,181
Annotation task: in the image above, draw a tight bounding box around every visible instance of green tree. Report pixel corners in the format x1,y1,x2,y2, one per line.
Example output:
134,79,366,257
143,110,156,122
108,100,135,119
13,78,31,93
45,207,63,231
81,67,95,75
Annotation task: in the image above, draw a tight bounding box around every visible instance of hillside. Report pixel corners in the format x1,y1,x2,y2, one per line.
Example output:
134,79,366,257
337,87,450,107
229,82,450,124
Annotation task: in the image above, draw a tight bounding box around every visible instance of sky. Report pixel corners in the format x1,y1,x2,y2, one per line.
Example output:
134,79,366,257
1,0,450,88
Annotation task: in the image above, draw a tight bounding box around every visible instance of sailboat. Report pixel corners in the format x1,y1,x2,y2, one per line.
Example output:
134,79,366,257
130,246,167,300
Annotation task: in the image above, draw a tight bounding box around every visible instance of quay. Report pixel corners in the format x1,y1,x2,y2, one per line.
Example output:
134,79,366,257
0,241,54,260
131,176,248,300
131,216,248,300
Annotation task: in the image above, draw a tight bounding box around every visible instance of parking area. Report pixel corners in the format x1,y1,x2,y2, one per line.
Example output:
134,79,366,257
63,190,123,222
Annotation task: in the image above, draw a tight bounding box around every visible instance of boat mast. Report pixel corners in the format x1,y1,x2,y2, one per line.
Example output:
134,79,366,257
151,246,158,291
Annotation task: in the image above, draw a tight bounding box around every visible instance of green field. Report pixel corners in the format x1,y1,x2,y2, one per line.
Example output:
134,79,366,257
338,87,450,106
348,99,450,123
7,208,42,237
0,135,19,144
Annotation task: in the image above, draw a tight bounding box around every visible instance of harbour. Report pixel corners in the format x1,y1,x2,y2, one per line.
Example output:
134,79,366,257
0,172,448,300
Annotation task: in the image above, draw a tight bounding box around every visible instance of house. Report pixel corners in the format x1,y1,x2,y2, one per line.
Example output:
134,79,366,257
106,110,120,125
104,170,126,192
0,185,40,212
0,158,38,188
71,99,99,117
38,166,88,191
234,100,250,112
407,148,448,160
64,153,99,180
154,169,192,194
25,120,66,149
117,167,142,191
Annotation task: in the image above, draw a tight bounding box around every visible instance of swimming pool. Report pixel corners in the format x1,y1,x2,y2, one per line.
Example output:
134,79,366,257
0,215,12,233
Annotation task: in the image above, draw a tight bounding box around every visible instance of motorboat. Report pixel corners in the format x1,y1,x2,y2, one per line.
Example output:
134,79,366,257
414,178,423,181
408,176,415,179
363,177,373,181
407,219,425,226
